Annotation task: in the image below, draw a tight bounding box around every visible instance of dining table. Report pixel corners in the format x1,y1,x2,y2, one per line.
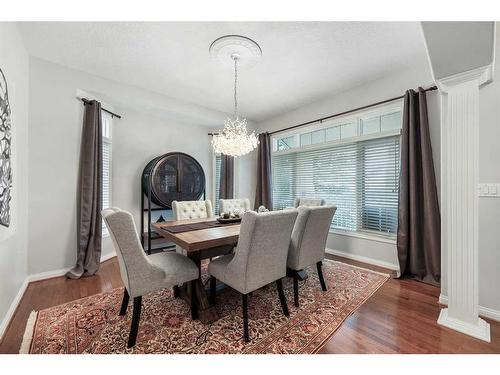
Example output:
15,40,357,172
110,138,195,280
152,217,241,324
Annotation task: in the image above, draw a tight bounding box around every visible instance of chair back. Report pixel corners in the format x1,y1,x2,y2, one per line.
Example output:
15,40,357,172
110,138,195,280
102,208,163,295
172,200,214,220
293,197,325,207
287,205,337,270
226,210,298,294
219,198,251,214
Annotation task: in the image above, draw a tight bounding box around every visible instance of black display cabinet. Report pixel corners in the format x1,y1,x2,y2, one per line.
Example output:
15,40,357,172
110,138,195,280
141,152,206,254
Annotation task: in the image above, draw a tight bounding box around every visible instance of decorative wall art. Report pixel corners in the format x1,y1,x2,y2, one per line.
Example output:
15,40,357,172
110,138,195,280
0,68,12,227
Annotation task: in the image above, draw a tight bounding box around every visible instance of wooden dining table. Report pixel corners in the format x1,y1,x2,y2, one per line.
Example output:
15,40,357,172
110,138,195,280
152,218,241,324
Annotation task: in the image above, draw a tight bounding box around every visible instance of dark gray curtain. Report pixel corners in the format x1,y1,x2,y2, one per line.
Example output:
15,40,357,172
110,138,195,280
254,132,272,210
66,100,103,279
219,154,234,199
397,88,440,284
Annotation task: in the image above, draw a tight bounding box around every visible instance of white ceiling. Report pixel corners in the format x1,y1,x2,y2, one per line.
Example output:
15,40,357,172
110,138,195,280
18,22,429,123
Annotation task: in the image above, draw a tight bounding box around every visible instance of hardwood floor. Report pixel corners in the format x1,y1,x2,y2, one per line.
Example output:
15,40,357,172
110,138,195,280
0,259,123,354
1,255,499,354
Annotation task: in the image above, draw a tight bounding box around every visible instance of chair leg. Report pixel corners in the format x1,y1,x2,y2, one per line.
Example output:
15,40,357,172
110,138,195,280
173,285,180,298
276,278,290,316
119,288,130,316
127,296,142,348
242,293,249,342
190,280,198,320
317,261,327,291
209,276,216,306
293,271,299,307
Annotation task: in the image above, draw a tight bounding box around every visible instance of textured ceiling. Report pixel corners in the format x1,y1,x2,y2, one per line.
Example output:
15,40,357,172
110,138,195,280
18,22,429,122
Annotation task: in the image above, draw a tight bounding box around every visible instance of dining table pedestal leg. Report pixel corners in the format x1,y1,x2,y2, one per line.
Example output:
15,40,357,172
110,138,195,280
177,246,234,324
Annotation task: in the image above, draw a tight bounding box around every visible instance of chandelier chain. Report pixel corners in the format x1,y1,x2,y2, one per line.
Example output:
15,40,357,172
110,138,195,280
211,43,259,157
234,56,238,117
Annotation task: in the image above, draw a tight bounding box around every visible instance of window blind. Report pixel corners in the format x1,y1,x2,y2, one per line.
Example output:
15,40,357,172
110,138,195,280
102,112,112,233
102,140,111,211
214,154,222,215
272,135,400,235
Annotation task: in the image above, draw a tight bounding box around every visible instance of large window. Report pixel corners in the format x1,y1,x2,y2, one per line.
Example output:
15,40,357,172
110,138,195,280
102,111,112,234
272,103,402,237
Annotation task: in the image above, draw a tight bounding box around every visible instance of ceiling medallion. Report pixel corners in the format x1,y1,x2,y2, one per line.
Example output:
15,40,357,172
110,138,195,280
210,36,262,157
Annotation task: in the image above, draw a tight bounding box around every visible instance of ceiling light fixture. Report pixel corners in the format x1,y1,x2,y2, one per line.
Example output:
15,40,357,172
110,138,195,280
210,35,261,157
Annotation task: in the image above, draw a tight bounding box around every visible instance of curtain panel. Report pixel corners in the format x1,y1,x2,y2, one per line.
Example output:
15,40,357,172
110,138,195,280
219,154,234,199
66,100,103,279
397,88,441,284
254,132,272,210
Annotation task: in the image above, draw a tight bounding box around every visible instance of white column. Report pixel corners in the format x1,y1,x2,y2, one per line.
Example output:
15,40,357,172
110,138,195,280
437,66,492,342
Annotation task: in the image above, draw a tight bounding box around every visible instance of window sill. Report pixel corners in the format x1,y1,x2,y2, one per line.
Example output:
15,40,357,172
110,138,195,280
329,229,396,244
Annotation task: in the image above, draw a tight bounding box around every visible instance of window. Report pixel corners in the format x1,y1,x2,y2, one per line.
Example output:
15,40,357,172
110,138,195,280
214,153,222,215
271,103,402,237
102,112,112,234
276,135,296,150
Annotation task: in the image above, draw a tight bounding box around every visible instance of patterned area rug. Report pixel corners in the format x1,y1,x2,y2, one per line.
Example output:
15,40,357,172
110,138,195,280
21,260,388,354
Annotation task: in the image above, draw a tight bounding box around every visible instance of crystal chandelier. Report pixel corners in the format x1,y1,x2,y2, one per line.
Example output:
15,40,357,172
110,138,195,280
211,53,259,157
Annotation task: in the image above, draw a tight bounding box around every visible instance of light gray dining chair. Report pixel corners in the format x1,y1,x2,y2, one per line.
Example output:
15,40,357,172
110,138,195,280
219,198,251,214
287,205,337,307
172,199,214,220
208,209,298,342
102,207,199,348
293,197,326,207
172,199,214,254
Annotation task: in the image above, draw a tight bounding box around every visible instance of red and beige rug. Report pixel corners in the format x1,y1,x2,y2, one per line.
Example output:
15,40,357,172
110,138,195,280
20,260,388,354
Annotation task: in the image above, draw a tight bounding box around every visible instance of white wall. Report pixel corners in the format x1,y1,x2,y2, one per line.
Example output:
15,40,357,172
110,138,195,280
28,57,221,274
437,26,500,315
236,147,258,208
478,71,500,312
476,26,500,314
0,24,29,335
248,65,440,271
434,25,500,314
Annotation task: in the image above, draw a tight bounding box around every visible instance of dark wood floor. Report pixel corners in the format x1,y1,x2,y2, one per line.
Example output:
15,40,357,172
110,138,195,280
1,255,499,354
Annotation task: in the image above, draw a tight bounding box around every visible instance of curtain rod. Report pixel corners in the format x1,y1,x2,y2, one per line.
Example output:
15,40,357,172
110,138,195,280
268,85,437,136
78,97,122,119
206,85,437,136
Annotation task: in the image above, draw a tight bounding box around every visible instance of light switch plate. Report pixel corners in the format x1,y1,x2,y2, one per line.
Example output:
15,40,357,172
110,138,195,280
478,183,500,197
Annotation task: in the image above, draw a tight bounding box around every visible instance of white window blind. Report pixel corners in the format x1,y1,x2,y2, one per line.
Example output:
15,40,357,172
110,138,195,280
214,153,222,215
271,102,403,238
272,135,400,235
102,112,112,233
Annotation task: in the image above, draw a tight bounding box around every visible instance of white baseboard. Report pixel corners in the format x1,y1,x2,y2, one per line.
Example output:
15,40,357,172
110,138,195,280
0,278,29,342
28,267,70,283
439,294,500,322
0,251,117,342
326,248,400,275
28,251,116,283
101,251,117,263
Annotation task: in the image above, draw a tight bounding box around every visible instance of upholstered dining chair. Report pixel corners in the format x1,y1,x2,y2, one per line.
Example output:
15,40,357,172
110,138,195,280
171,199,214,254
172,199,214,220
219,198,251,214
208,209,298,342
102,207,199,348
287,205,337,307
293,197,326,207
